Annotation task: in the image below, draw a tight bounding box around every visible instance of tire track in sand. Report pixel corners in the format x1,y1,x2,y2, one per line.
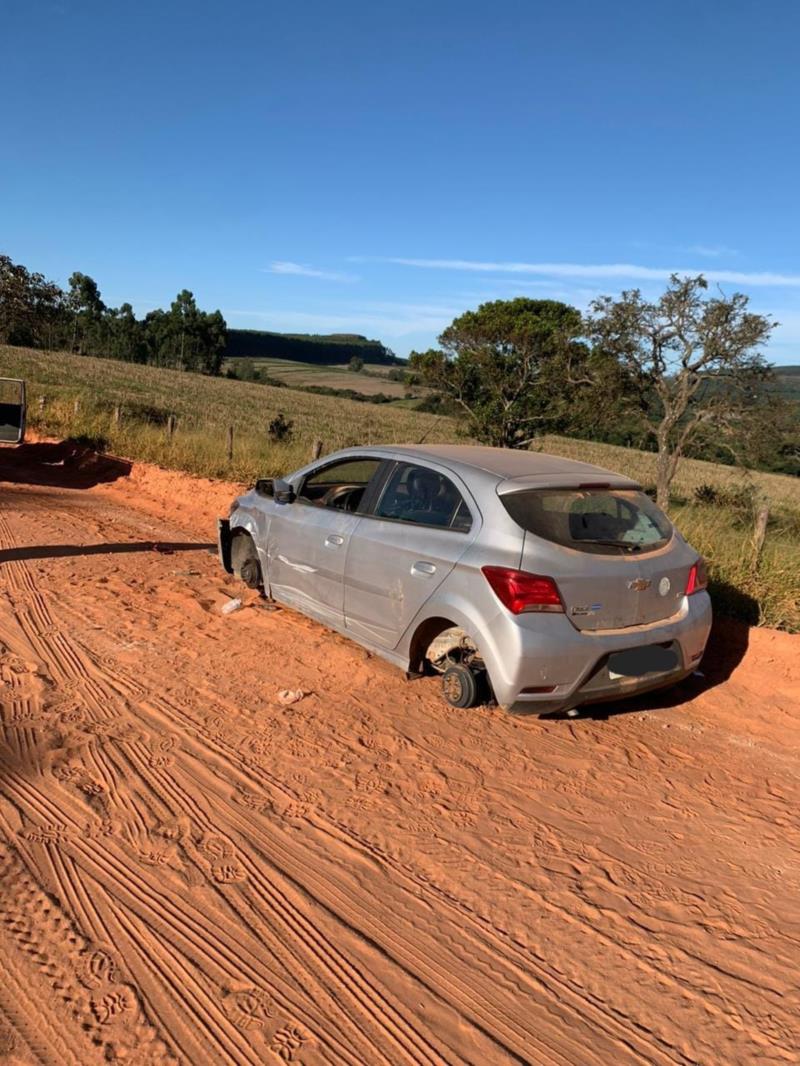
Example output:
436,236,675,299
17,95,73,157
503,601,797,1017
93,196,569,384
3,477,799,1064
0,500,459,1065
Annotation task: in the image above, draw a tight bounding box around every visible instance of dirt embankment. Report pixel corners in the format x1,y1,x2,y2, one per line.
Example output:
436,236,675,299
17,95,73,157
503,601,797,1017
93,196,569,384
0,441,798,1065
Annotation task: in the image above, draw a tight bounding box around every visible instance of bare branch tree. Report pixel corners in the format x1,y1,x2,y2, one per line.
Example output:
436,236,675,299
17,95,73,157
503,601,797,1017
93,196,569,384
583,275,775,509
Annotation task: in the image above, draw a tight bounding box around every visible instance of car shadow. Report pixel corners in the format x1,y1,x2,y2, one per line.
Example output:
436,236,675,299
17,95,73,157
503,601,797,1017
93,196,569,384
541,613,752,722
0,439,132,488
0,541,215,564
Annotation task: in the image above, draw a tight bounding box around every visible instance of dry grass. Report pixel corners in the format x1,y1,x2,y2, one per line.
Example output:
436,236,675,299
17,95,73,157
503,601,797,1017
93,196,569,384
231,357,415,399
1,346,453,480
2,345,798,631
537,435,800,512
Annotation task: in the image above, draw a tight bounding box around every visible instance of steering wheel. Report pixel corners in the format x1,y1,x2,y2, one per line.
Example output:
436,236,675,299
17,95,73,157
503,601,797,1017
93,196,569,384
320,484,361,511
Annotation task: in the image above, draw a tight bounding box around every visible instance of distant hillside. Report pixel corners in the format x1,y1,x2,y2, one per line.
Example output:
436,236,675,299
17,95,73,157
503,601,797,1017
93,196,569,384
774,365,800,401
225,328,400,366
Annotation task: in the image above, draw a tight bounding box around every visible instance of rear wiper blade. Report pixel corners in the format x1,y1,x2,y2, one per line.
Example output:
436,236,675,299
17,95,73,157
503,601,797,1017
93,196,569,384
577,538,642,551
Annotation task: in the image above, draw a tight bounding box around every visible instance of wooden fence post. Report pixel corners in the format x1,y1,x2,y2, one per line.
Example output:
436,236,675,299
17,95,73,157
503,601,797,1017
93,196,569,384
167,414,176,441
73,397,80,417
113,404,121,426
37,395,46,415
227,425,234,462
752,505,769,574
311,439,323,461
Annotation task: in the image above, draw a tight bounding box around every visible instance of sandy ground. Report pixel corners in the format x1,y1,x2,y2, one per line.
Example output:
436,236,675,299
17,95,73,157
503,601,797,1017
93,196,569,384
0,441,799,1065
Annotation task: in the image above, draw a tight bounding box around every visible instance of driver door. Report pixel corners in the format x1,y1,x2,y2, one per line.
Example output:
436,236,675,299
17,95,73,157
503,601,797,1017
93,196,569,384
266,456,384,627
0,379,26,444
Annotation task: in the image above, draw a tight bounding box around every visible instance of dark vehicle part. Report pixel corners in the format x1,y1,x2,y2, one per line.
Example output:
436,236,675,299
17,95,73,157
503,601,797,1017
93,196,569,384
231,531,263,588
0,378,26,444
217,518,233,573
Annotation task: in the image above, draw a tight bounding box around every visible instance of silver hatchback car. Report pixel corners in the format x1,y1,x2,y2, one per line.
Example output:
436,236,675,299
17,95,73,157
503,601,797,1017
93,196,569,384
218,444,712,715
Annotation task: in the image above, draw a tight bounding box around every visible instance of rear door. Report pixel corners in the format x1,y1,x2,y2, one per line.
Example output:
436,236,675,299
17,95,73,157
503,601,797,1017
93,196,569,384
0,379,25,444
343,460,479,648
266,456,384,627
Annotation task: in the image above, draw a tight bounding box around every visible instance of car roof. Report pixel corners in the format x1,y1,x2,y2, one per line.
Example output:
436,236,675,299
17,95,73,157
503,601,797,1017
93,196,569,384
362,443,637,485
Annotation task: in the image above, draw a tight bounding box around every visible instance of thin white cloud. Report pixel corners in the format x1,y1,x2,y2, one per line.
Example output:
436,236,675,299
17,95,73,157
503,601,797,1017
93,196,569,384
265,261,358,283
629,240,740,258
686,244,739,258
379,258,800,288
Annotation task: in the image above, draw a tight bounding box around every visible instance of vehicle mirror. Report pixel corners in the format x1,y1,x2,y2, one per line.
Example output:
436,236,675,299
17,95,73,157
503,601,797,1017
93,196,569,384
255,478,274,497
273,478,296,504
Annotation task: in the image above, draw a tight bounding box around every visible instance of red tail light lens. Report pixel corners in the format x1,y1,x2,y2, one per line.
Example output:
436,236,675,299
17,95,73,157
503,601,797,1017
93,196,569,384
482,566,564,614
685,558,709,595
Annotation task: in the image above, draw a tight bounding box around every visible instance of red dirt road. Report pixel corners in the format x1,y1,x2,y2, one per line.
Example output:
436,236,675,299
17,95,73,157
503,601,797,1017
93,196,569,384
0,443,799,1065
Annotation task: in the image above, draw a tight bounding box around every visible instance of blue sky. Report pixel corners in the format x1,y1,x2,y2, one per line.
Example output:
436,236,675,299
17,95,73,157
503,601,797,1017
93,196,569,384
3,0,800,363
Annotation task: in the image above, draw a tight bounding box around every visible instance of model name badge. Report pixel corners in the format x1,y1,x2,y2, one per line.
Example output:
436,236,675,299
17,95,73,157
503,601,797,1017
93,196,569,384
571,604,602,616
628,578,651,591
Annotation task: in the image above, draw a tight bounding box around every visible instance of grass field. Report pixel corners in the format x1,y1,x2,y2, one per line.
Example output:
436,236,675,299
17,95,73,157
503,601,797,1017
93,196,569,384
226,356,413,398
2,345,798,631
222,358,428,407
0,346,453,479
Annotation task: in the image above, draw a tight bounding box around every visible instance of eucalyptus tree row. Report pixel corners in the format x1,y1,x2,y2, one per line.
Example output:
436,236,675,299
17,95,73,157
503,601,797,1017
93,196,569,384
0,254,227,375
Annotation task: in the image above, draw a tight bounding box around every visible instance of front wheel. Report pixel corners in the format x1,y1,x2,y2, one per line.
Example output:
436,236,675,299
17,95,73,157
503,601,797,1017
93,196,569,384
441,664,483,709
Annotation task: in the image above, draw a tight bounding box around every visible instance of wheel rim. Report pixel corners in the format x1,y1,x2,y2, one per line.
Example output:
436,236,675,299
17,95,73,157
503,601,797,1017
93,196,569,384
442,671,464,704
241,558,260,588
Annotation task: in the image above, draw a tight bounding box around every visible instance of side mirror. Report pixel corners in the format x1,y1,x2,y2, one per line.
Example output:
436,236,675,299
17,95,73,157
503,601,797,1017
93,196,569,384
255,478,274,497
273,478,296,504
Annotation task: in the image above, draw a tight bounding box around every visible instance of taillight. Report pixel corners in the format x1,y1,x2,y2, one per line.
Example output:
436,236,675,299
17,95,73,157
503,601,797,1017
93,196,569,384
482,566,564,614
685,558,708,595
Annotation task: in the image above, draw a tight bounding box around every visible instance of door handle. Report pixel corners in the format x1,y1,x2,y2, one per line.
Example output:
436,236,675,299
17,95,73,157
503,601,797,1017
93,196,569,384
325,534,345,548
411,561,436,577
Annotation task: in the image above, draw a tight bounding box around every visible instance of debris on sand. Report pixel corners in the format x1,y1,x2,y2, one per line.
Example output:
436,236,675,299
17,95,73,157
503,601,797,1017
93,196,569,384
220,597,243,615
277,688,305,706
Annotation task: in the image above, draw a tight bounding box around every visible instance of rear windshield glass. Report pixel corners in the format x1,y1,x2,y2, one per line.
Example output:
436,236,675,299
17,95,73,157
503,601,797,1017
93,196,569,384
501,488,673,555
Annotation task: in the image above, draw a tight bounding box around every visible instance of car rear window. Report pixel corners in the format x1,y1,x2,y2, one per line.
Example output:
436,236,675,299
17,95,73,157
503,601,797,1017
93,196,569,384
501,488,673,554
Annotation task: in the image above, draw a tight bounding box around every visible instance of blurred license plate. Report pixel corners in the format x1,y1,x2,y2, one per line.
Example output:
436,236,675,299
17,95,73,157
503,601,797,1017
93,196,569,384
608,646,678,680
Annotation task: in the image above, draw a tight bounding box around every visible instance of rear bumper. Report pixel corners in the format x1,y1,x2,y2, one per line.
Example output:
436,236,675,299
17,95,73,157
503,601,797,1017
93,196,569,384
481,591,712,714
217,518,233,574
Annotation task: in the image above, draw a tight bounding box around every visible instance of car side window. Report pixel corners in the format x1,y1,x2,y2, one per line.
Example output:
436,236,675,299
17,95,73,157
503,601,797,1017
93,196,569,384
297,458,381,513
375,463,472,531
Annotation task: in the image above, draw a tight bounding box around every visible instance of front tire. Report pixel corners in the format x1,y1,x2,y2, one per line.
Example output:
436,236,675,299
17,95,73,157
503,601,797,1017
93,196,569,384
441,664,482,709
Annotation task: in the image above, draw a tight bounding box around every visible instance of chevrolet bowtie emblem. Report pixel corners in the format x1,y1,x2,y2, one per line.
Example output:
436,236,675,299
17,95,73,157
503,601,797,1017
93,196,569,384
627,578,651,591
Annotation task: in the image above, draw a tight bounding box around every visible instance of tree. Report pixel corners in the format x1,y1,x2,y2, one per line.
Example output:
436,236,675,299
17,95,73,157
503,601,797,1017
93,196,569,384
0,255,64,348
348,355,364,372
105,303,146,362
67,271,106,354
235,358,257,381
582,275,774,509
143,291,227,374
409,298,590,447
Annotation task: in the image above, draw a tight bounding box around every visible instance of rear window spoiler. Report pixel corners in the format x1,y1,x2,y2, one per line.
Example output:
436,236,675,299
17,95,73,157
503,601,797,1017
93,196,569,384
496,473,641,496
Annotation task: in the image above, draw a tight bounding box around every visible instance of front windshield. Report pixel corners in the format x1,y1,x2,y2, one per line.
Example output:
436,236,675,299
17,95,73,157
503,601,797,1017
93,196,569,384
501,487,673,555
